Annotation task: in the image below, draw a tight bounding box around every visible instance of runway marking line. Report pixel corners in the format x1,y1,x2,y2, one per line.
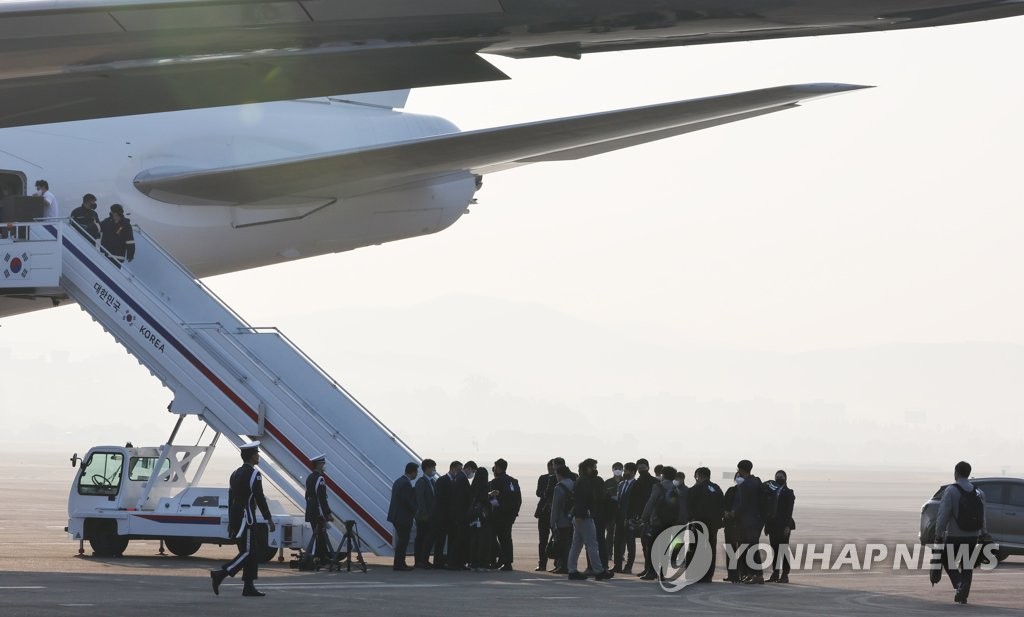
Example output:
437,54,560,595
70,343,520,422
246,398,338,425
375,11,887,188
0,586,46,590
221,582,450,589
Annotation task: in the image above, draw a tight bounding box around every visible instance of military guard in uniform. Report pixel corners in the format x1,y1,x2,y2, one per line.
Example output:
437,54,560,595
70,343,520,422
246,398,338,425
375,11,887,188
210,441,276,597
305,453,333,565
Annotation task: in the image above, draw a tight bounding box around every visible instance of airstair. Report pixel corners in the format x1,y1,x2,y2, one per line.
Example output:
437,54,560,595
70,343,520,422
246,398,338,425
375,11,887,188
1,221,417,555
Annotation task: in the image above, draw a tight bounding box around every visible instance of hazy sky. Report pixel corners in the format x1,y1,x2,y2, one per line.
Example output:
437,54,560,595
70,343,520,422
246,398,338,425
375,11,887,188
2,18,1024,473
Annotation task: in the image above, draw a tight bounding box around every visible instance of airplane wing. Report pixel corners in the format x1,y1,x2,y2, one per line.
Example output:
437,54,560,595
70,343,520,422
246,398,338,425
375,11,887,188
0,0,1017,128
133,83,868,206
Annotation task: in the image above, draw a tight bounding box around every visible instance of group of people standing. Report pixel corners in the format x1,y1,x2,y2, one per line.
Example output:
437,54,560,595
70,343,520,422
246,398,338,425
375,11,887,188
535,457,796,583
387,458,523,572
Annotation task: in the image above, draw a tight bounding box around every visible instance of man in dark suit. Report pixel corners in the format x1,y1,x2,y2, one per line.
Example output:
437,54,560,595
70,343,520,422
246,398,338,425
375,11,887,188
414,458,438,569
387,462,419,571
633,458,658,578
687,467,725,583
729,459,764,583
765,469,796,583
603,462,624,570
210,441,275,597
489,458,522,571
613,462,640,573
433,460,462,569
447,461,472,570
533,459,556,572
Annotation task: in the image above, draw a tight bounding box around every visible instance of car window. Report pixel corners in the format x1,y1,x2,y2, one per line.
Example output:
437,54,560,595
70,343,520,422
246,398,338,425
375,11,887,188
1006,484,1024,508
931,485,947,500
976,482,1006,505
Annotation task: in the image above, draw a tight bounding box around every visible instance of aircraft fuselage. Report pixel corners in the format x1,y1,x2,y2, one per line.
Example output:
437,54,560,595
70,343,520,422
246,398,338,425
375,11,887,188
0,100,476,317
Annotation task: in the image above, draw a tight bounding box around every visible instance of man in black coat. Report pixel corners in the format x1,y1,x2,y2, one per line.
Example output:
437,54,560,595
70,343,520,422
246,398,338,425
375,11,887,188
70,193,100,241
533,459,556,572
387,462,419,571
633,458,658,578
99,204,134,266
432,461,460,569
414,459,438,568
304,453,333,565
613,462,640,573
687,467,725,583
210,442,276,597
446,461,472,570
489,458,522,571
729,459,764,583
764,470,796,583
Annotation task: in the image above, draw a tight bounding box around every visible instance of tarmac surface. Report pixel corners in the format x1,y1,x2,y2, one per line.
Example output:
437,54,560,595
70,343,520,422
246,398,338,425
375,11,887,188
1,453,1021,616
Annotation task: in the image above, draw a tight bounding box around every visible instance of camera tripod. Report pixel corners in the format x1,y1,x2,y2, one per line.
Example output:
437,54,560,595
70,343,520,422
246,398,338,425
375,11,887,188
327,520,367,573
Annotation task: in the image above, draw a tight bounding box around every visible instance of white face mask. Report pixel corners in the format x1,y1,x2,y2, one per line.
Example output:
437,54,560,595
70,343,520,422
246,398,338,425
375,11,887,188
735,477,745,485
672,479,681,487
466,472,475,481
613,469,623,478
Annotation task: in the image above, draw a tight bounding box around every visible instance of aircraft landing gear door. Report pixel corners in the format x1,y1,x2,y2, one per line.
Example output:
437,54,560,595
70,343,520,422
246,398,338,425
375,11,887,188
74,451,125,507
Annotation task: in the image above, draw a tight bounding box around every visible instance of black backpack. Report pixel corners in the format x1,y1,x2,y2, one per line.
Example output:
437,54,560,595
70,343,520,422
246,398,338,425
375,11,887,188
557,483,575,518
655,485,680,526
954,485,984,532
760,481,782,522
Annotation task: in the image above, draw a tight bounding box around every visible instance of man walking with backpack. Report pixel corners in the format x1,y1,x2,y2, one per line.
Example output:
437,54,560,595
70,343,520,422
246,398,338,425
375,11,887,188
934,460,987,605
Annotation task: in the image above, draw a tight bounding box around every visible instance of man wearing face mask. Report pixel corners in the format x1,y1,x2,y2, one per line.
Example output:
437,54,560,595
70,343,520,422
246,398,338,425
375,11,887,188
764,470,796,583
687,467,724,583
639,465,681,580
603,462,624,570
489,458,522,571
534,459,556,572
729,460,765,584
722,472,742,582
613,462,640,573
434,460,465,570
447,461,474,570
673,471,690,524
414,459,438,569
567,459,614,580
633,459,657,578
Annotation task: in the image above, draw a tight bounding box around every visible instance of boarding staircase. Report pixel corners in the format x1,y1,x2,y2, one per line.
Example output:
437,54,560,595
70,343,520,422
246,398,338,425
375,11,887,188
1,222,417,555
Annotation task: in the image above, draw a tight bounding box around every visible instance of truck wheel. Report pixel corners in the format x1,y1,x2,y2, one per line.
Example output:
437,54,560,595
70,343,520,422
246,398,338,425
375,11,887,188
164,537,202,557
87,519,129,557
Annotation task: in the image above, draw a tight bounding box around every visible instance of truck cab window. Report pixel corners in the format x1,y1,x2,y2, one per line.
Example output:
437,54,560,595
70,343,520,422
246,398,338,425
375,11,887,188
128,456,171,482
78,452,124,496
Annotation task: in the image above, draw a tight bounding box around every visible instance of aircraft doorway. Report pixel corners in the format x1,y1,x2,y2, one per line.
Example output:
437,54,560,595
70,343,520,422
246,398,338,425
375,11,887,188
0,170,26,199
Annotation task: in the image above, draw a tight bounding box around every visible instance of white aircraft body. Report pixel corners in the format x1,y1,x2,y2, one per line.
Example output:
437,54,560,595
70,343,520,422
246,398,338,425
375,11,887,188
0,83,866,318
2,1,1022,319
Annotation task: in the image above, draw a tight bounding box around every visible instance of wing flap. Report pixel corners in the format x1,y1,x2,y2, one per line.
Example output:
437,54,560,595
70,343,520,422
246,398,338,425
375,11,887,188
0,45,508,129
134,83,869,206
